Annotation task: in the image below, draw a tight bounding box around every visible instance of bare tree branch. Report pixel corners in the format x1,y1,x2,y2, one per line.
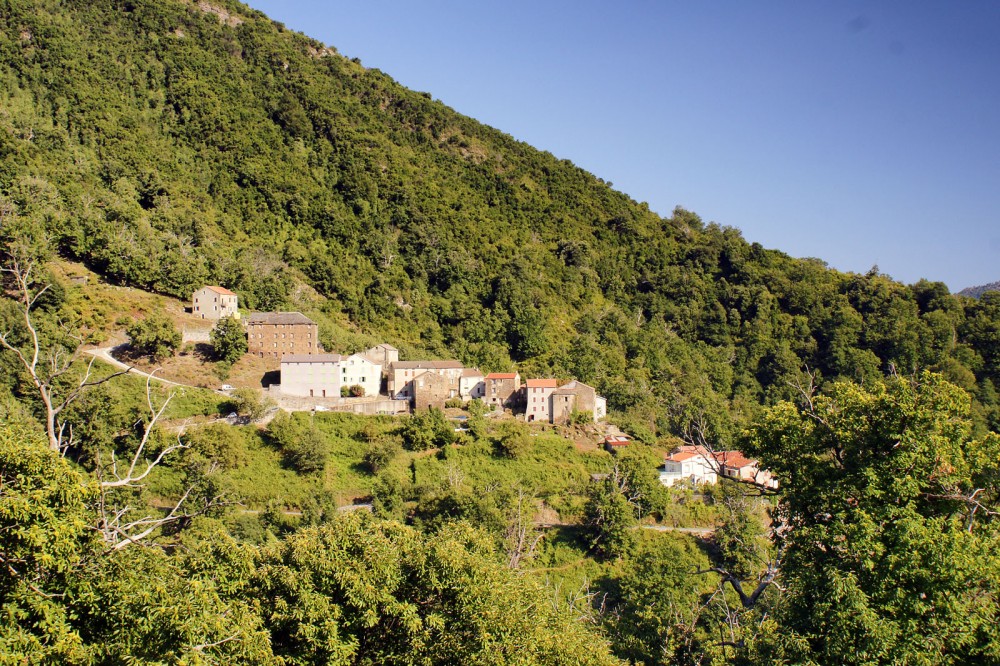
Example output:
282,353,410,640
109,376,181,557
1,251,131,452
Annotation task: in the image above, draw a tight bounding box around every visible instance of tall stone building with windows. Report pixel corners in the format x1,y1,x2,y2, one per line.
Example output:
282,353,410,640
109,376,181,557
246,312,319,358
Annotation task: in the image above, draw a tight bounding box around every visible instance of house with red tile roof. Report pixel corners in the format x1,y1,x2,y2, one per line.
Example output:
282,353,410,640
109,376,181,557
659,445,778,489
659,449,718,487
603,435,631,453
484,372,521,408
192,285,238,320
525,378,558,422
715,451,779,489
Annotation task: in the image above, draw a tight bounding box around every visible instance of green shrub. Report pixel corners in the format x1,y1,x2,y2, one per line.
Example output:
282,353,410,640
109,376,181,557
363,437,401,474
267,412,329,474
126,313,181,361
228,388,272,421
494,420,530,458
210,315,247,364
402,408,455,451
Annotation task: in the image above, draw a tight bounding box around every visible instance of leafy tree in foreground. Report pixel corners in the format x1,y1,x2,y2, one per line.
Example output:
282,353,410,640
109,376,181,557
581,464,639,560
0,418,95,660
210,315,247,364
253,514,621,665
610,533,716,666
740,373,1000,665
126,313,181,361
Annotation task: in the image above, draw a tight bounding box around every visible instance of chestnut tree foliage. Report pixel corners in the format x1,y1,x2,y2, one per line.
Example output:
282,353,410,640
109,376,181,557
738,374,1000,664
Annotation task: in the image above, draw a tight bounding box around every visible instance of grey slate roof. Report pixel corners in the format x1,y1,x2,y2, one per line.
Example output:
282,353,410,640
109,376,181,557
552,380,595,395
390,360,464,370
281,353,342,363
247,312,316,326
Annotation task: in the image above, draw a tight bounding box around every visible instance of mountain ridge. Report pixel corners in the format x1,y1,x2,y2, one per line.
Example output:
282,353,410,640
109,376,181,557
959,280,1000,299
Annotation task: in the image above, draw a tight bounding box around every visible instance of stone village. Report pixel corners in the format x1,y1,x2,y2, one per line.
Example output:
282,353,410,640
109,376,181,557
194,285,774,489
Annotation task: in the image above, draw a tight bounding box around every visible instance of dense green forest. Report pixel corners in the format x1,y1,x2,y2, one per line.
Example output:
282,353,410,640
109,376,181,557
3,0,999,438
3,0,1000,663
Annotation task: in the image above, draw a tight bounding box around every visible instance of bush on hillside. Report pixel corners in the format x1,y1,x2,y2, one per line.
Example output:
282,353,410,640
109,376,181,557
126,313,181,361
210,315,247,364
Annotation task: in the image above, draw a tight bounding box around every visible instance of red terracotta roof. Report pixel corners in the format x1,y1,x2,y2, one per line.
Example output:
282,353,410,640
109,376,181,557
667,451,706,463
526,378,559,388
205,285,237,296
486,372,518,380
714,451,756,469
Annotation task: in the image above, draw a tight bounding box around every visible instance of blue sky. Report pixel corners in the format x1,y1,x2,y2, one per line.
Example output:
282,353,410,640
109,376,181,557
245,1,1000,291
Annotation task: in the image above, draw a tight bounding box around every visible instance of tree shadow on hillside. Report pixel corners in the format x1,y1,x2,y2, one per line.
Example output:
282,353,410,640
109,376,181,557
192,342,215,362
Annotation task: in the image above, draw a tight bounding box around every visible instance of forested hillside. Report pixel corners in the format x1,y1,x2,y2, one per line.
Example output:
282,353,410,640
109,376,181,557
3,0,999,440
4,1,1000,664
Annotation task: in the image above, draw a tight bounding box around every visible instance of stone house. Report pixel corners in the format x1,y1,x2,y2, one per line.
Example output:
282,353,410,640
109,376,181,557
460,368,485,401
363,344,399,373
549,380,607,423
387,360,465,401
413,371,457,411
280,354,342,398
484,372,521,409
716,451,779,489
192,286,238,320
247,312,319,359
525,378,558,422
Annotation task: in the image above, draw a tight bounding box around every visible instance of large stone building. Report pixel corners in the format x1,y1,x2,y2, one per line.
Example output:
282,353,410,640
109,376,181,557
280,354,342,398
549,380,607,423
192,286,238,320
387,360,464,401
525,378,558,422
484,372,521,409
246,312,319,358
